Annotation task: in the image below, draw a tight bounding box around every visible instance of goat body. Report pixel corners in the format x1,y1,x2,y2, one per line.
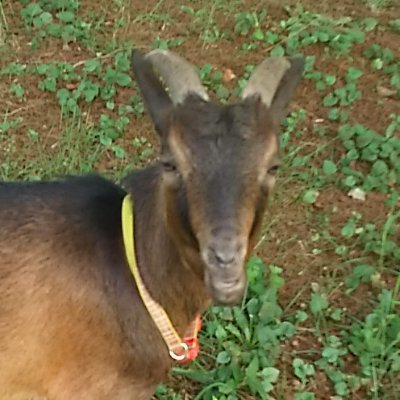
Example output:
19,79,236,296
0,172,200,399
0,49,304,399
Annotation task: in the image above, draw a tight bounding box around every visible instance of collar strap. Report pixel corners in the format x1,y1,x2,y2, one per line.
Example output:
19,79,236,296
121,194,201,363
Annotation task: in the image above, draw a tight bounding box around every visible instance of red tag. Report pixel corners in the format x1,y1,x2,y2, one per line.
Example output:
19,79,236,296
176,315,202,363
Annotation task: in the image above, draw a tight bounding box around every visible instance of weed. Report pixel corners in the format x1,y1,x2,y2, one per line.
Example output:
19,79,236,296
366,0,394,10
345,286,400,397
363,44,400,94
19,0,101,50
388,18,400,33
174,258,295,400
337,122,400,193
199,64,230,100
234,10,266,41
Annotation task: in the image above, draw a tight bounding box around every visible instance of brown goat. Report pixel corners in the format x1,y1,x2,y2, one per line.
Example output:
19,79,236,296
0,49,304,399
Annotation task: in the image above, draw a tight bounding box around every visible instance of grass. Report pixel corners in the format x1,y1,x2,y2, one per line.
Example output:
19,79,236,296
365,0,396,10
0,1,8,48
1,119,103,180
0,0,399,399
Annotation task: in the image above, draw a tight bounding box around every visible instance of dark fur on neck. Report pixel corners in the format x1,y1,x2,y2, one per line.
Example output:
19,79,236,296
122,166,210,333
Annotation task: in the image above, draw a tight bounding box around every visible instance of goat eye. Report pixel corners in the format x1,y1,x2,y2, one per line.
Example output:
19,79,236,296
162,161,178,173
267,165,280,176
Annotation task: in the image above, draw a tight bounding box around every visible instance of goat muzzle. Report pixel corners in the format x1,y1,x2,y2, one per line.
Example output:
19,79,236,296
201,227,247,305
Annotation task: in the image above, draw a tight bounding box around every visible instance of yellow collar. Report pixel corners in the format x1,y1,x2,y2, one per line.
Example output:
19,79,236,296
121,194,201,362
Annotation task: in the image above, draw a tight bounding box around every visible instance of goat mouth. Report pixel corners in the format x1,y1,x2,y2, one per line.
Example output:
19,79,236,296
204,271,246,306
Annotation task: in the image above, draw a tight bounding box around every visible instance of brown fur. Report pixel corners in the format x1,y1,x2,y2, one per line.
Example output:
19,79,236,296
0,175,208,399
0,50,303,399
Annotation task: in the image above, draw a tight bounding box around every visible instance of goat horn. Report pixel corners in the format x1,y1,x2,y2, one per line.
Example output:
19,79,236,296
145,49,209,104
241,57,292,107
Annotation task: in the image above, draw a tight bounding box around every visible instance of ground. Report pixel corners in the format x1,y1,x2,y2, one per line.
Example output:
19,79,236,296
0,0,399,399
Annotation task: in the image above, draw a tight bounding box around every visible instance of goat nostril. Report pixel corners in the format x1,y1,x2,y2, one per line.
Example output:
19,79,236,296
216,254,235,265
211,248,236,266
206,231,245,268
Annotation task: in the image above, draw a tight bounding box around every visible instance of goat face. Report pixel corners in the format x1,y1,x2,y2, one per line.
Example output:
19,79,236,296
131,50,304,306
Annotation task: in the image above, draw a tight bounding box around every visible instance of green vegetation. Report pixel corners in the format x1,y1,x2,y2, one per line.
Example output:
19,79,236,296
0,1,399,399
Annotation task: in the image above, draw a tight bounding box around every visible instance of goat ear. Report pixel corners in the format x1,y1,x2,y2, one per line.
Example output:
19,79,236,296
144,49,209,104
131,49,173,137
241,56,304,126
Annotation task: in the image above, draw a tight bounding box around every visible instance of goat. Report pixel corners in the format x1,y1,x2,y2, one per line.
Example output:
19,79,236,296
0,49,304,399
